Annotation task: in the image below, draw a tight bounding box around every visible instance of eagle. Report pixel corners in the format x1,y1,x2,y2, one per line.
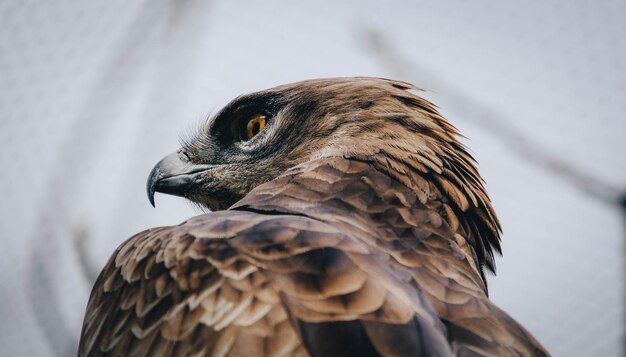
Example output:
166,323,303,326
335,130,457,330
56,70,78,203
78,77,548,356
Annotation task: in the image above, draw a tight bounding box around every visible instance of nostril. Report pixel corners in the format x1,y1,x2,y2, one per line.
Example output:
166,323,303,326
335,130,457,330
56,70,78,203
178,149,192,163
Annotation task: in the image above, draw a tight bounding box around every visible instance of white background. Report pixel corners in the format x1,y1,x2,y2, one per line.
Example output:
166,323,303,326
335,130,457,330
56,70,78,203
1,1,624,356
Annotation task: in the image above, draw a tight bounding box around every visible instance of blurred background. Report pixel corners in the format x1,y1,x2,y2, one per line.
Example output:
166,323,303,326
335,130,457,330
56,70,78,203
1,0,624,356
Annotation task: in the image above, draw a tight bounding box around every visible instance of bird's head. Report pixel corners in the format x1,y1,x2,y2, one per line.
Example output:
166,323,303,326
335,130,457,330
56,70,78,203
147,77,487,214
149,78,395,209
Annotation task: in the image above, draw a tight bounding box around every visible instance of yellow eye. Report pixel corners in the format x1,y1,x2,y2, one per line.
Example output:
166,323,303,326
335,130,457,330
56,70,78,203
245,114,266,140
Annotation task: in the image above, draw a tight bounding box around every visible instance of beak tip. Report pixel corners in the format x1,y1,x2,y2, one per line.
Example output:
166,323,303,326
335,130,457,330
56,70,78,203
147,185,156,207
147,173,157,207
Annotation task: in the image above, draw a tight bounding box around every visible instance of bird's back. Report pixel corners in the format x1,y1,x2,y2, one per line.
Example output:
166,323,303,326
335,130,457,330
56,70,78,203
79,157,547,356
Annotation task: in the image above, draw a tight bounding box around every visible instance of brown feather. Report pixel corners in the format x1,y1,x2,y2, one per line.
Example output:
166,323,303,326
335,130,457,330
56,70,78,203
79,77,547,357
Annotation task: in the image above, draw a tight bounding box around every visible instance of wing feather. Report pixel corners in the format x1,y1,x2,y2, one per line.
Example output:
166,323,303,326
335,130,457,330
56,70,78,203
80,209,452,356
80,157,547,356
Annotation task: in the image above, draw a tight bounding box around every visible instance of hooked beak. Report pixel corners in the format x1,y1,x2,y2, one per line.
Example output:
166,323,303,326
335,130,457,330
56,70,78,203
146,150,214,207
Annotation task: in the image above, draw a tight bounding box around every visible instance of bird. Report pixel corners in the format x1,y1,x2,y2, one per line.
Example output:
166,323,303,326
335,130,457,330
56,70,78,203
78,77,549,356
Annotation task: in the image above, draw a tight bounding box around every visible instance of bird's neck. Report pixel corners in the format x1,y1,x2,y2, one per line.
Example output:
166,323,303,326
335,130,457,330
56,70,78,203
232,154,493,290
233,155,455,240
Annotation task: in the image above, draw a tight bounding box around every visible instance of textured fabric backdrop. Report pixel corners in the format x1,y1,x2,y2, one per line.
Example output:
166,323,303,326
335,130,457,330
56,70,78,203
1,1,624,356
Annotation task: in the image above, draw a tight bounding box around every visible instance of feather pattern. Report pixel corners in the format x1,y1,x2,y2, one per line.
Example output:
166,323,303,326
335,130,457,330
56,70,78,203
79,77,547,356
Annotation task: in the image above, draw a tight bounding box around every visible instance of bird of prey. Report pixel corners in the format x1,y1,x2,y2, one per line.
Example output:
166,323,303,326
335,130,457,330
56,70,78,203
78,77,548,356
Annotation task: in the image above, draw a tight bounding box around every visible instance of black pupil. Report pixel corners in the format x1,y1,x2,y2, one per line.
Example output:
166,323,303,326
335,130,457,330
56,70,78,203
252,121,260,134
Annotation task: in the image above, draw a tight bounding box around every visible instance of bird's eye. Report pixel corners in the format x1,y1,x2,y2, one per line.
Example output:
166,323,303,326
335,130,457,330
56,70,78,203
244,114,266,140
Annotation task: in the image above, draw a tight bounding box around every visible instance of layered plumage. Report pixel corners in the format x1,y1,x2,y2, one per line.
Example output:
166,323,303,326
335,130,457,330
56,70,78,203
79,77,548,356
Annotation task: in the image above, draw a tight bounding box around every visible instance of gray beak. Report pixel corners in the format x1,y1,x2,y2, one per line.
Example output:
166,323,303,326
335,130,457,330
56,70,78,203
146,150,214,207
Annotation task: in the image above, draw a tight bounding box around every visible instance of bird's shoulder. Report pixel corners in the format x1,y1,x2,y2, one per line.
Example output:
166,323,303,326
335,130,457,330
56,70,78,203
80,210,334,356
81,156,548,356
233,157,548,356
